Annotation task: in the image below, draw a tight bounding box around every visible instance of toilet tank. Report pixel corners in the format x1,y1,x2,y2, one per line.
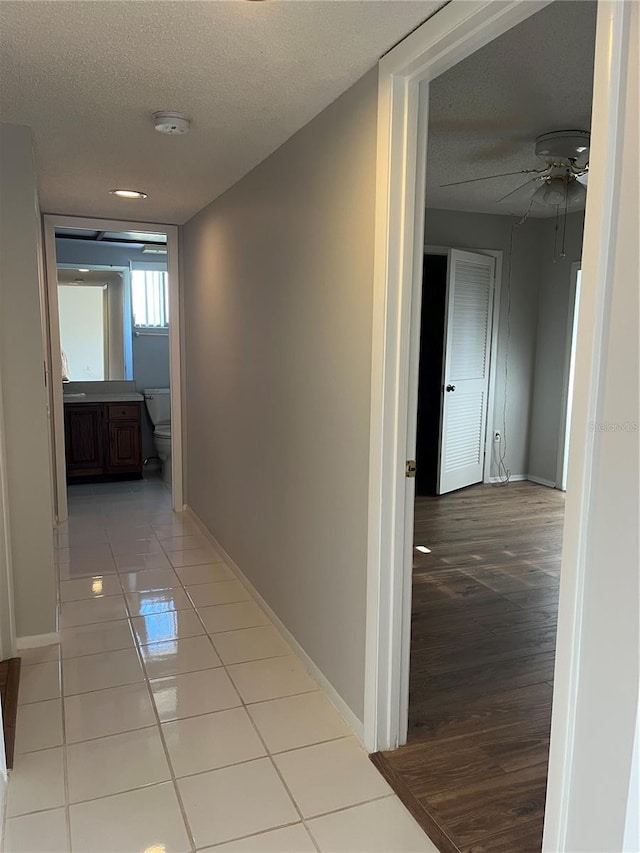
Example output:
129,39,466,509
143,388,171,426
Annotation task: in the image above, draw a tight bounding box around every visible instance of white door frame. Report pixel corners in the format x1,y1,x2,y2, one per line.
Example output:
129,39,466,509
424,245,502,486
364,3,630,853
556,262,582,491
42,215,184,520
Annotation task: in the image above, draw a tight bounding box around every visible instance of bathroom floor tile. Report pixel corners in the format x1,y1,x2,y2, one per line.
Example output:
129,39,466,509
306,796,439,852
3,808,69,853
139,635,222,679
274,736,391,817
119,567,180,592
153,521,199,540
18,661,61,704
64,683,155,743
16,644,60,666
114,551,172,571
177,758,298,848
226,655,318,704
160,534,215,552
59,594,127,627
162,707,266,777
198,600,271,634
57,556,117,580
211,625,291,665
168,547,223,568
61,619,135,658
66,727,170,803
69,782,190,853
14,699,63,754
211,824,317,853
108,536,163,556
62,647,144,695
247,691,351,753
150,667,241,722
131,608,204,646
59,574,123,602
174,562,234,586
186,579,250,608
125,586,193,616
6,747,65,817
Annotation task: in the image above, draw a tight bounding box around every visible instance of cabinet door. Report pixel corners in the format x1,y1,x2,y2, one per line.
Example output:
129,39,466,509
107,421,141,472
64,405,104,475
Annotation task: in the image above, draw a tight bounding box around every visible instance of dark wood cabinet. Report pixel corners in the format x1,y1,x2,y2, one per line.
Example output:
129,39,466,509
64,401,142,481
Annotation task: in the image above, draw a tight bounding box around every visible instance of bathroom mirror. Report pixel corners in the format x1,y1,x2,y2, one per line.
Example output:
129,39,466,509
55,227,170,387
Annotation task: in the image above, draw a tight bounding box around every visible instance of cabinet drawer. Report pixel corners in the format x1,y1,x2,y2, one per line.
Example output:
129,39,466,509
107,403,140,421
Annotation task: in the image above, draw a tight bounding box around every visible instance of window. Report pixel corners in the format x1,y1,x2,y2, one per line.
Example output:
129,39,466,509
131,269,169,328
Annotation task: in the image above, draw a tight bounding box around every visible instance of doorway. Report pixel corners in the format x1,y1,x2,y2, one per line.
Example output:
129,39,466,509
41,216,183,522
360,0,629,850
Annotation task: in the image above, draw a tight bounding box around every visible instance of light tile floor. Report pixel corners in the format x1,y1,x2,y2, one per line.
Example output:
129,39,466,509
2,478,439,853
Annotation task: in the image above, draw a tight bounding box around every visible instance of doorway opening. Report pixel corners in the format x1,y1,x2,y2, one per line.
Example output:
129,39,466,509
370,2,595,851
42,217,183,523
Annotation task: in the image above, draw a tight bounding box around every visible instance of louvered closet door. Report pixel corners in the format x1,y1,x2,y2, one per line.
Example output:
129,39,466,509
437,250,496,495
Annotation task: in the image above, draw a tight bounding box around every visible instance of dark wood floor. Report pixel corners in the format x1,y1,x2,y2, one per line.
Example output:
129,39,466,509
372,481,565,853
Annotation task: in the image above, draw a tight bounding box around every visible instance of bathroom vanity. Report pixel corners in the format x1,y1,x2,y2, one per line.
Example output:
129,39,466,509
63,382,143,482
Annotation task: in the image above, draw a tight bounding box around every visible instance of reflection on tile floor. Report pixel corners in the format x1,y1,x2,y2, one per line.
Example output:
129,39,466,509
3,478,438,852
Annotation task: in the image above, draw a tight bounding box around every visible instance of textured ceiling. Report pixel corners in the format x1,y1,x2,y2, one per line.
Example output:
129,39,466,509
426,0,597,218
0,0,445,224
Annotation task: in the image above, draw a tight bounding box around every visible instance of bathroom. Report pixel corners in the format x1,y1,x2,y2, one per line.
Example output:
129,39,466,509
55,227,173,491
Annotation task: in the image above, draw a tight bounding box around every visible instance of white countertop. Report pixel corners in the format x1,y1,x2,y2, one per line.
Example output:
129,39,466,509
63,393,144,403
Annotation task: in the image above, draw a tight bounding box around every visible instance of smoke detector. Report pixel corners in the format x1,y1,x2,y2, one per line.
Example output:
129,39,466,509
153,111,191,135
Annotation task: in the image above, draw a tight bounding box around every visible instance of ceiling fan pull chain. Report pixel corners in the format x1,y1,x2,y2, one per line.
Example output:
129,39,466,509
561,193,569,258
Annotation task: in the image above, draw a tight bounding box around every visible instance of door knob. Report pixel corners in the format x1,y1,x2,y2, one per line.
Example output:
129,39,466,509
446,384,456,392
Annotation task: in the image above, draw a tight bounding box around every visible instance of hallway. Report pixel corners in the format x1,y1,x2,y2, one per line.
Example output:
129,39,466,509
3,479,436,853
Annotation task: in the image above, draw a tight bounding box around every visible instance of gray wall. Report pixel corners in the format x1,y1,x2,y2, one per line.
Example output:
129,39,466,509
528,212,584,483
55,239,170,459
424,208,544,478
182,69,378,723
0,124,56,637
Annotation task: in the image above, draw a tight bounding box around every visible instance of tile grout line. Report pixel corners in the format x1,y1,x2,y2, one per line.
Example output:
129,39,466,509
117,540,199,853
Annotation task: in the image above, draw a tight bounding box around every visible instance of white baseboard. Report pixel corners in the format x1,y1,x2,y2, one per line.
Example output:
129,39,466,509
184,506,365,745
486,473,528,484
16,632,60,650
527,474,557,488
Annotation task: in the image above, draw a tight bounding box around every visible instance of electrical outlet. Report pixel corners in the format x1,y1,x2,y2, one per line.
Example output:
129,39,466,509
494,431,501,443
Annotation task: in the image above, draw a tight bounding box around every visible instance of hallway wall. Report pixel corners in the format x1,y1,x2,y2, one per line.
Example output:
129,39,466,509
0,123,56,638
182,70,378,723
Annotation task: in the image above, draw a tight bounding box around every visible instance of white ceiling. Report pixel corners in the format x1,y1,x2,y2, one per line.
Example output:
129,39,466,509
0,0,445,225
426,0,597,217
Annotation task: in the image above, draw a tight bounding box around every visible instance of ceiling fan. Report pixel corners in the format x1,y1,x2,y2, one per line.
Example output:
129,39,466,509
441,129,590,211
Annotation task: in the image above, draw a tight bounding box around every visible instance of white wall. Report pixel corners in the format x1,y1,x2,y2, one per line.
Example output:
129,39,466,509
424,208,543,478
528,212,585,484
0,124,56,638
182,69,378,723
58,285,105,380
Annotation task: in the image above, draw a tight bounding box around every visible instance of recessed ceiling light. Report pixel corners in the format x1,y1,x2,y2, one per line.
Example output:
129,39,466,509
78,268,90,272
109,188,148,199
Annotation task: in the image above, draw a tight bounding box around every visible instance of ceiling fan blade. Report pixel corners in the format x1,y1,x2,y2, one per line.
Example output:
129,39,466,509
440,168,546,188
496,177,540,204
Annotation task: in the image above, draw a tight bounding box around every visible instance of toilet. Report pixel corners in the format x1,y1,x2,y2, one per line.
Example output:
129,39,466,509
143,388,171,484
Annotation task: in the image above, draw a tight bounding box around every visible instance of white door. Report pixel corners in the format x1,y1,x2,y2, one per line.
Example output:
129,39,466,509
437,249,496,494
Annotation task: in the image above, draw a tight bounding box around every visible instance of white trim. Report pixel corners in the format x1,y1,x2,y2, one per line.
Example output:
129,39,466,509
556,262,582,492
42,215,184,516
544,4,631,849
184,506,365,743
365,0,551,756
0,367,16,662
16,632,60,650
527,474,557,489
366,2,629,851
486,474,527,484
